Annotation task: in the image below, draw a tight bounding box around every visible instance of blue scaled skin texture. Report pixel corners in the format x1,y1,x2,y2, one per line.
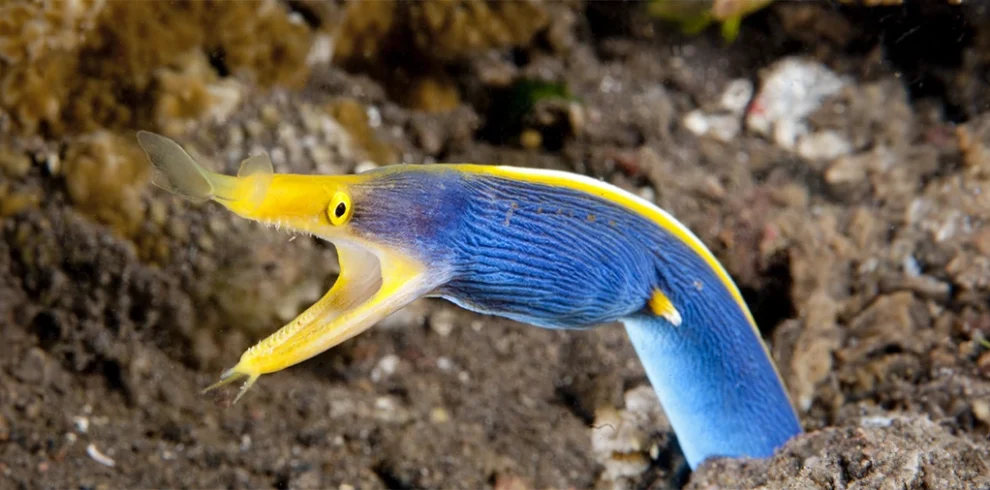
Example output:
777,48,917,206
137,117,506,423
350,167,803,469
135,130,802,471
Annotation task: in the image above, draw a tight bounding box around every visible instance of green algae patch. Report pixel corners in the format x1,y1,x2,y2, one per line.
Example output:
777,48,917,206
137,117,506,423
649,0,774,42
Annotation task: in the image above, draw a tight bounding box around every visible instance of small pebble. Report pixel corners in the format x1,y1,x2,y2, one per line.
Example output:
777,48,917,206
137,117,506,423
270,147,286,167
307,34,334,66
14,348,47,384
860,415,894,428
366,106,382,128
277,124,298,145
568,102,586,135
430,309,456,338
244,119,265,139
207,81,243,124
300,105,322,133
227,125,245,147
720,79,754,114
493,474,531,490
430,407,450,424
148,200,168,226
261,104,280,127
373,396,402,422
371,355,399,382
308,144,332,167
972,400,990,425
292,470,321,489
902,255,921,277
44,152,60,175
0,414,9,442
73,416,89,433
797,130,853,161
825,155,867,185
196,235,215,253
977,350,990,377
0,150,31,178
437,357,453,371
682,110,710,136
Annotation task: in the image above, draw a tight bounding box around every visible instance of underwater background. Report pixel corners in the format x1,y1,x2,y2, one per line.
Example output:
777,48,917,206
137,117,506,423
1,1,989,488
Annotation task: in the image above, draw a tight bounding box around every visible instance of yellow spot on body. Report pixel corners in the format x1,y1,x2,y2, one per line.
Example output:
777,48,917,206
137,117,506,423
587,214,596,222
649,289,683,326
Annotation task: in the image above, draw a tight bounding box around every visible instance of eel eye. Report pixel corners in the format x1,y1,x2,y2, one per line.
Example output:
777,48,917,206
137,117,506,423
328,191,353,226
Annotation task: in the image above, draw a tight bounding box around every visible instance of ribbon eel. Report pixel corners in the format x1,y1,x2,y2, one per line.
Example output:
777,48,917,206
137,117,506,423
137,131,801,469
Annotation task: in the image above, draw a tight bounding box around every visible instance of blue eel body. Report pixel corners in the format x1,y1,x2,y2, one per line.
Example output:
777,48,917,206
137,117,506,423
349,166,802,469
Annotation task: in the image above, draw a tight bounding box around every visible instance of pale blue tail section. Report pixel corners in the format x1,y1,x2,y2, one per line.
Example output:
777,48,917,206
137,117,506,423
623,312,801,469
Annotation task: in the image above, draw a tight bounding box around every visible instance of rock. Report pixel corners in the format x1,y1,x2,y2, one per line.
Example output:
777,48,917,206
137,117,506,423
13,347,48,385
591,386,677,489
370,354,400,383
688,417,990,489
289,469,322,489
797,130,853,161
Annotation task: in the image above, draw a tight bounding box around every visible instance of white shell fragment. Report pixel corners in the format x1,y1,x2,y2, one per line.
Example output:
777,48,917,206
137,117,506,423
86,443,116,468
682,78,754,143
746,57,850,153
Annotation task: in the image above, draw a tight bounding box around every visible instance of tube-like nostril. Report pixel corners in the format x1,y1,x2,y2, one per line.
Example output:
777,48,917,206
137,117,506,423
136,130,215,202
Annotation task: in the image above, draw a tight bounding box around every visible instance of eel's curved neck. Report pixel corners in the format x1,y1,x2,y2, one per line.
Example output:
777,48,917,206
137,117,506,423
623,308,802,469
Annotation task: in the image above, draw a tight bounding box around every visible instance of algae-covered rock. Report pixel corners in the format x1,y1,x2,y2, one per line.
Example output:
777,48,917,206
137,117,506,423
326,98,398,165
0,0,313,137
62,131,150,237
153,50,244,137
331,0,554,112
334,0,549,65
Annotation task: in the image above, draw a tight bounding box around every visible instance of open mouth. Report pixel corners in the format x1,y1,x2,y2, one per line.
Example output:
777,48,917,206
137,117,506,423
203,238,430,403
317,242,385,324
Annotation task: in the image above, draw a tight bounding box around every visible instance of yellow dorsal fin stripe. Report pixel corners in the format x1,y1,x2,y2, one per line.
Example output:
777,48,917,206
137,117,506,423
649,289,682,326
